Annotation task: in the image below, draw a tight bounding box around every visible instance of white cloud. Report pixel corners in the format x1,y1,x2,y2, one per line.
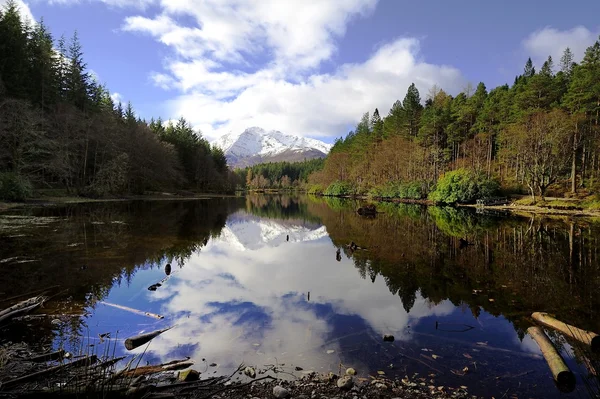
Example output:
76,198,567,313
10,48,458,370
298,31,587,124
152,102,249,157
110,92,123,104
0,0,35,23
118,216,455,370
117,0,469,140
523,26,600,68
38,0,467,140
162,39,465,140
46,0,155,8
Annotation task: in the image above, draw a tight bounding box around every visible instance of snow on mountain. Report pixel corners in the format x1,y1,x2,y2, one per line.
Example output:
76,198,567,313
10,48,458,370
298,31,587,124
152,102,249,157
212,127,332,168
216,212,328,251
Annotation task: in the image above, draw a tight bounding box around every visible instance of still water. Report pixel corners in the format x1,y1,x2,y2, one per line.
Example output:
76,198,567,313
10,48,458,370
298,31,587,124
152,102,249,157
1,195,599,398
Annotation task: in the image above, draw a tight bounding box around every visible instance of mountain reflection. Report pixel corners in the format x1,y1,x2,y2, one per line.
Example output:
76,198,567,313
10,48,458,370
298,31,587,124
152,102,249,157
1,195,599,398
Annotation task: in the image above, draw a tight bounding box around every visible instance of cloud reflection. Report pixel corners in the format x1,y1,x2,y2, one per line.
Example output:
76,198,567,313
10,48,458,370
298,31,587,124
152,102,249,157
140,213,454,373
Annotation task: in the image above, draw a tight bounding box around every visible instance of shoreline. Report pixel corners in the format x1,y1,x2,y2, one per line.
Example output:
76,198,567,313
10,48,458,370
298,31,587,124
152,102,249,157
0,193,240,212
314,194,600,218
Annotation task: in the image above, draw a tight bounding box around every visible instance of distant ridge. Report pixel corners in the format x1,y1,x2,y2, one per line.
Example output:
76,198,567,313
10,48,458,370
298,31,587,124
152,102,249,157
211,127,332,168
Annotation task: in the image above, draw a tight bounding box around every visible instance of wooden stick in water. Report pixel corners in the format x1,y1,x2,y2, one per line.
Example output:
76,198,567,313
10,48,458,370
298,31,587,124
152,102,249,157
532,312,600,352
124,326,173,350
99,301,164,320
527,326,575,393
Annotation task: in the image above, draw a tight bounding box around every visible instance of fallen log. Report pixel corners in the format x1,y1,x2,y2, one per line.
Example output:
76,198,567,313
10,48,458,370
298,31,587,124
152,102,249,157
527,326,575,393
124,327,173,350
0,302,44,324
24,349,65,363
122,359,192,377
99,301,164,320
532,312,599,352
0,296,46,319
2,355,98,388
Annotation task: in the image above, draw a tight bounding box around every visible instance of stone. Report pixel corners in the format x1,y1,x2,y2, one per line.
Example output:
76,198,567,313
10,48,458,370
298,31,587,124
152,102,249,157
336,375,353,390
273,385,290,398
346,367,356,376
244,366,256,378
178,369,199,382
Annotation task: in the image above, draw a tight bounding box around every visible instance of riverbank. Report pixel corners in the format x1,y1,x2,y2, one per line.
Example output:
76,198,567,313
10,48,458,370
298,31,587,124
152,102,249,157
315,193,600,218
0,340,473,399
0,192,239,212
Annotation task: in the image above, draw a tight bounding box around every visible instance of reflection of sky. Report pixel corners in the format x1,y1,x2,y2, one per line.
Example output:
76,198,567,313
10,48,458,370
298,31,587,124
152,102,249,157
67,212,579,398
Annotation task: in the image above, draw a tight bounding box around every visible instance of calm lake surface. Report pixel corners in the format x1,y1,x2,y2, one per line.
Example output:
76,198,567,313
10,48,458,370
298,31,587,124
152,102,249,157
1,195,599,398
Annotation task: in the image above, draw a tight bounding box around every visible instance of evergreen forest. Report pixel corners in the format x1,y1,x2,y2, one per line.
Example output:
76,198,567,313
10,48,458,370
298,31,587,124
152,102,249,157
0,1,233,201
309,40,600,203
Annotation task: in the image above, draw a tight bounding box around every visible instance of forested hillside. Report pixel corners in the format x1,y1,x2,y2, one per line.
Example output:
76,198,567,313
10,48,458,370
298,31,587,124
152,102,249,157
0,1,233,201
234,158,324,190
309,40,600,203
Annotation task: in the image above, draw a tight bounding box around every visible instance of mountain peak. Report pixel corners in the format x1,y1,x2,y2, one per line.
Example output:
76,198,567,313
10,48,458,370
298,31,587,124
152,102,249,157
212,128,332,168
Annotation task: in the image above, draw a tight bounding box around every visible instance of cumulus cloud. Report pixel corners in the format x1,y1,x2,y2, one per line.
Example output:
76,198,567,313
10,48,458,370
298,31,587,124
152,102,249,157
0,0,35,23
122,216,456,369
45,0,155,8
117,0,466,140
110,92,123,104
523,26,600,67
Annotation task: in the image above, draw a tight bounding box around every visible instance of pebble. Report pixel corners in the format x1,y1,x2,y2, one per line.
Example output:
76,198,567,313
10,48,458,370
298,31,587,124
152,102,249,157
244,366,256,378
273,385,290,398
383,334,395,342
346,367,356,376
336,375,353,390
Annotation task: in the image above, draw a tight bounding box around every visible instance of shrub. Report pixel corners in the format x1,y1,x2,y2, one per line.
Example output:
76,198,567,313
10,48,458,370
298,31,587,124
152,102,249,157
584,200,600,210
308,184,325,195
544,200,582,210
0,172,33,201
429,168,499,204
368,181,426,200
324,181,354,196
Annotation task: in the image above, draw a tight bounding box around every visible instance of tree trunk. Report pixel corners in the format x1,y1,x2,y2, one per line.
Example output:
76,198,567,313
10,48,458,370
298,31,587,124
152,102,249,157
571,124,577,194
527,326,575,392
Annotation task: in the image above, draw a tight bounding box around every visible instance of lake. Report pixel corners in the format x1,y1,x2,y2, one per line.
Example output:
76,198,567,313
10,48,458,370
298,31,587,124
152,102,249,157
0,195,599,398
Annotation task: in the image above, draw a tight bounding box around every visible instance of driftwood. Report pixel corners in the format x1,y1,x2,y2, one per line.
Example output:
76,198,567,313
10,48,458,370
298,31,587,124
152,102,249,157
357,205,377,216
124,327,173,350
0,302,44,324
0,296,45,318
532,311,600,352
122,358,193,377
2,355,98,388
99,301,164,320
25,349,65,363
527,326,575,392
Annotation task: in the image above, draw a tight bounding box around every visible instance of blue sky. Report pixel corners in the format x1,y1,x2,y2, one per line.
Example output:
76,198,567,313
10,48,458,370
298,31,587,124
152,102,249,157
5,0,600,142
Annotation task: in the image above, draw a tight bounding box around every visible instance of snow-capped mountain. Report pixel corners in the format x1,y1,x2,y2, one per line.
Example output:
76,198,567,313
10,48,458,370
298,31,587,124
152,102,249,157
212,127,332,168
217,212,327,251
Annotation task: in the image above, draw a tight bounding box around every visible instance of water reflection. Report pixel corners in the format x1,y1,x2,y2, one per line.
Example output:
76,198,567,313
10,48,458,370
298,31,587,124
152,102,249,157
1,195,599,398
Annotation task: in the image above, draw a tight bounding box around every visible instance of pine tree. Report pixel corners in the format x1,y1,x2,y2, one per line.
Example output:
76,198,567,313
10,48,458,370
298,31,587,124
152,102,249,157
124,101,136,126
560,48,575,77
0,0,30,98
371,108,384,139
27,19,59,109
524,57,535,78
540,56,554,77
403,83,423,137
65,31,91,110
384,100,405,138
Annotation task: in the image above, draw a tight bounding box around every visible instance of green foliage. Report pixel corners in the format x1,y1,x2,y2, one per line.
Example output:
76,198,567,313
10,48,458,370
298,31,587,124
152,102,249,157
324,181,354,196
428,206,497,237
429,169,499,204
368,181,425,200
308,184,325,195
237,158,324,190
583,200,600,210
0,5,234,198
0,172,32,201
